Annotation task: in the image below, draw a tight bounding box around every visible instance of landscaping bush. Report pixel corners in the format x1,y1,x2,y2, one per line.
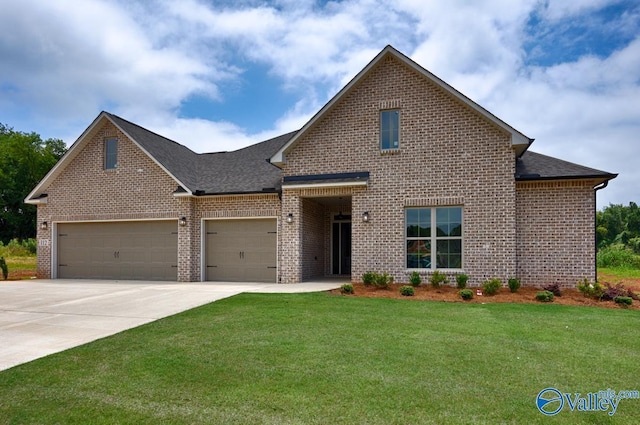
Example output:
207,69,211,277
0,257,7,280
482,278,502,296
614,296,633,307
542,283,562,297
399,285,415,296
429,270,448,288
536,291,554,302
507,277,520,293
455,274,468,289
458,289,473,300
340,284,354,294
577,278,604,299
362,271,376,286
601,283,639,301
409,271,422,287
374,272,393,289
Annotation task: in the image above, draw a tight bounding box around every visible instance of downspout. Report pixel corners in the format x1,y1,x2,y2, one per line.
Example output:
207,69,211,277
593,181,609,281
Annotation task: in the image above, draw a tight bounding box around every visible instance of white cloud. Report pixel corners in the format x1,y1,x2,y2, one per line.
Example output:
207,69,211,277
0,0,637,208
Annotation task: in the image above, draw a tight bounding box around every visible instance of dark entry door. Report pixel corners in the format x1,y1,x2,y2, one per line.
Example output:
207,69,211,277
332,221,351,275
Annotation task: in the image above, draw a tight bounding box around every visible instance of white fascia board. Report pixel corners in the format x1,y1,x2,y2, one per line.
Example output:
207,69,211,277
282,181,368,190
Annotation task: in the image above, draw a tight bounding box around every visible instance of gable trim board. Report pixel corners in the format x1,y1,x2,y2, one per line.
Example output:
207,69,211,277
28,45,616,286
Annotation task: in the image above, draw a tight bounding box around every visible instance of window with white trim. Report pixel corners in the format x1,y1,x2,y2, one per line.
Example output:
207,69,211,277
380,109,400,150
406,207,462,269
105,138,118,169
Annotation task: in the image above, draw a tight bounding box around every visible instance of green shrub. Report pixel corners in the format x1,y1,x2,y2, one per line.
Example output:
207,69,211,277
597,244,640,269
455,274,468,289
362,271,376,286
409,271,422,287
340,284,354,294
507,278,520,293
577,278,604,300
0,238,37,257
374,272,393,289
429,271,448,288
0,257,7,280
458,289,473,300
536,291,554,302
614,296,633,307
399,285,415,296
482,278,502,296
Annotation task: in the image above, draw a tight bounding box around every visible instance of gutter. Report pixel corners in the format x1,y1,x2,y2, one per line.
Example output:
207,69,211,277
593,181,609,282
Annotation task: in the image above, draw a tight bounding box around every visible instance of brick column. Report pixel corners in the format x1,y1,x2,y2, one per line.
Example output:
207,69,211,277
280,191,302,283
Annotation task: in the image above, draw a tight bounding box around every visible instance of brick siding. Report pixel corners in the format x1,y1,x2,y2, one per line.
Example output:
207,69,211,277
281,55,516,286
516,180,596,287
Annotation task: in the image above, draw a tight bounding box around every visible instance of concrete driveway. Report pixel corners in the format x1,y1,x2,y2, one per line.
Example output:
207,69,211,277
0,279,342,371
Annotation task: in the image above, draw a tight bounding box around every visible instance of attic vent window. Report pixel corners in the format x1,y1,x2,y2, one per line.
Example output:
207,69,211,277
105,138,118,169
380,109,400,150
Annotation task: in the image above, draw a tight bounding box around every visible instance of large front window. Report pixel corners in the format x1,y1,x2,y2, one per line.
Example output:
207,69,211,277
406,207,462,269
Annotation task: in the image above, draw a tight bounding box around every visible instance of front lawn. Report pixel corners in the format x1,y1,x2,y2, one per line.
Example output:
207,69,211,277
1,293,639,424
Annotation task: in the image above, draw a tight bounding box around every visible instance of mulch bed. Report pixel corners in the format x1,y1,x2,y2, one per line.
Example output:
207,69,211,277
330,283,640,310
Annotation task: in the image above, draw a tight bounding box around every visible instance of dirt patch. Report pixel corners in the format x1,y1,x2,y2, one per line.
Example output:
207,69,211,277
598,272,640,293
331,283,640,310
4,269,37,281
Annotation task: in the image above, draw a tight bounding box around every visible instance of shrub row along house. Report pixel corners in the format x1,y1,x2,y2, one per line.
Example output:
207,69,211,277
26,45,616,287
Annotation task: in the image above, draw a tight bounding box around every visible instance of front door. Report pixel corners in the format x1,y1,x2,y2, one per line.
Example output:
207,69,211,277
332,220,351,275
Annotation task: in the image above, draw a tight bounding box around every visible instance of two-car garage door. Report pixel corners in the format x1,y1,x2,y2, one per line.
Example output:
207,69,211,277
57,221,178,281
56,219,277,283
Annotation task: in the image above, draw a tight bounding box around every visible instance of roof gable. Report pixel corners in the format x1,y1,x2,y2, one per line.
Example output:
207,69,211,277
26,112,296,203
25,112,193,203
270,45,533,166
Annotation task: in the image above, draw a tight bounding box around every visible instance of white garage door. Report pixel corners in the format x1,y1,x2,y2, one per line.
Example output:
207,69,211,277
57,221,178,281
205,219,277,282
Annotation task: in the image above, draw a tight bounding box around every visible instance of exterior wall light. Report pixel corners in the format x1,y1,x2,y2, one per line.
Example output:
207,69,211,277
362,211,370,222
179,216,187,227
286,213,294,224
41,221,48,230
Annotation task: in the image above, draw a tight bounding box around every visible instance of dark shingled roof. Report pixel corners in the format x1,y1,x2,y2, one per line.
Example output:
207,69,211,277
516,151,617,182
108,113,616,194
107,113,296,195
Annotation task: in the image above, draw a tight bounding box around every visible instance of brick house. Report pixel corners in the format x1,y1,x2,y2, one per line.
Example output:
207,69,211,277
26,45,616,287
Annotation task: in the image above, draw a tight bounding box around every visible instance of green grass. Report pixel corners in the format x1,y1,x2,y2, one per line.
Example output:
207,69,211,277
3,255,36,271
1,293,639,424
599,267,640,279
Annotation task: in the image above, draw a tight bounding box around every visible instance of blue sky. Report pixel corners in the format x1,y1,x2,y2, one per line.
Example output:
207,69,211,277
1,0,638,207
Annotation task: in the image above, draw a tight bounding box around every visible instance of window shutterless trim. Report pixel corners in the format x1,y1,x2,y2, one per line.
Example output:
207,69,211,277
105,137,118,170
405,206,463,270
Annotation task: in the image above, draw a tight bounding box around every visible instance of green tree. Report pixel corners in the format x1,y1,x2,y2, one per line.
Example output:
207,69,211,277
0,123,66,243
596,202,640,253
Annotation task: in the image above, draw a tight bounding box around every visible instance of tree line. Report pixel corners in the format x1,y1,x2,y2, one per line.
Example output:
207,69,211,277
596,202,640,254
0,123,66,244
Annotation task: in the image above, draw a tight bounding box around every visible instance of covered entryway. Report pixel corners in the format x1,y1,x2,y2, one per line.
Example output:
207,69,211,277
205,218,277,282
57,221,178,281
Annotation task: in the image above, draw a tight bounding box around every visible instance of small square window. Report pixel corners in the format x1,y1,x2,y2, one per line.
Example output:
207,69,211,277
380,109,400,150
105,138,117,169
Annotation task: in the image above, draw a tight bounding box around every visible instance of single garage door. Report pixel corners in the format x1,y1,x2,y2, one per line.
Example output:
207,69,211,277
205,219,277,282
57,221,178,281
